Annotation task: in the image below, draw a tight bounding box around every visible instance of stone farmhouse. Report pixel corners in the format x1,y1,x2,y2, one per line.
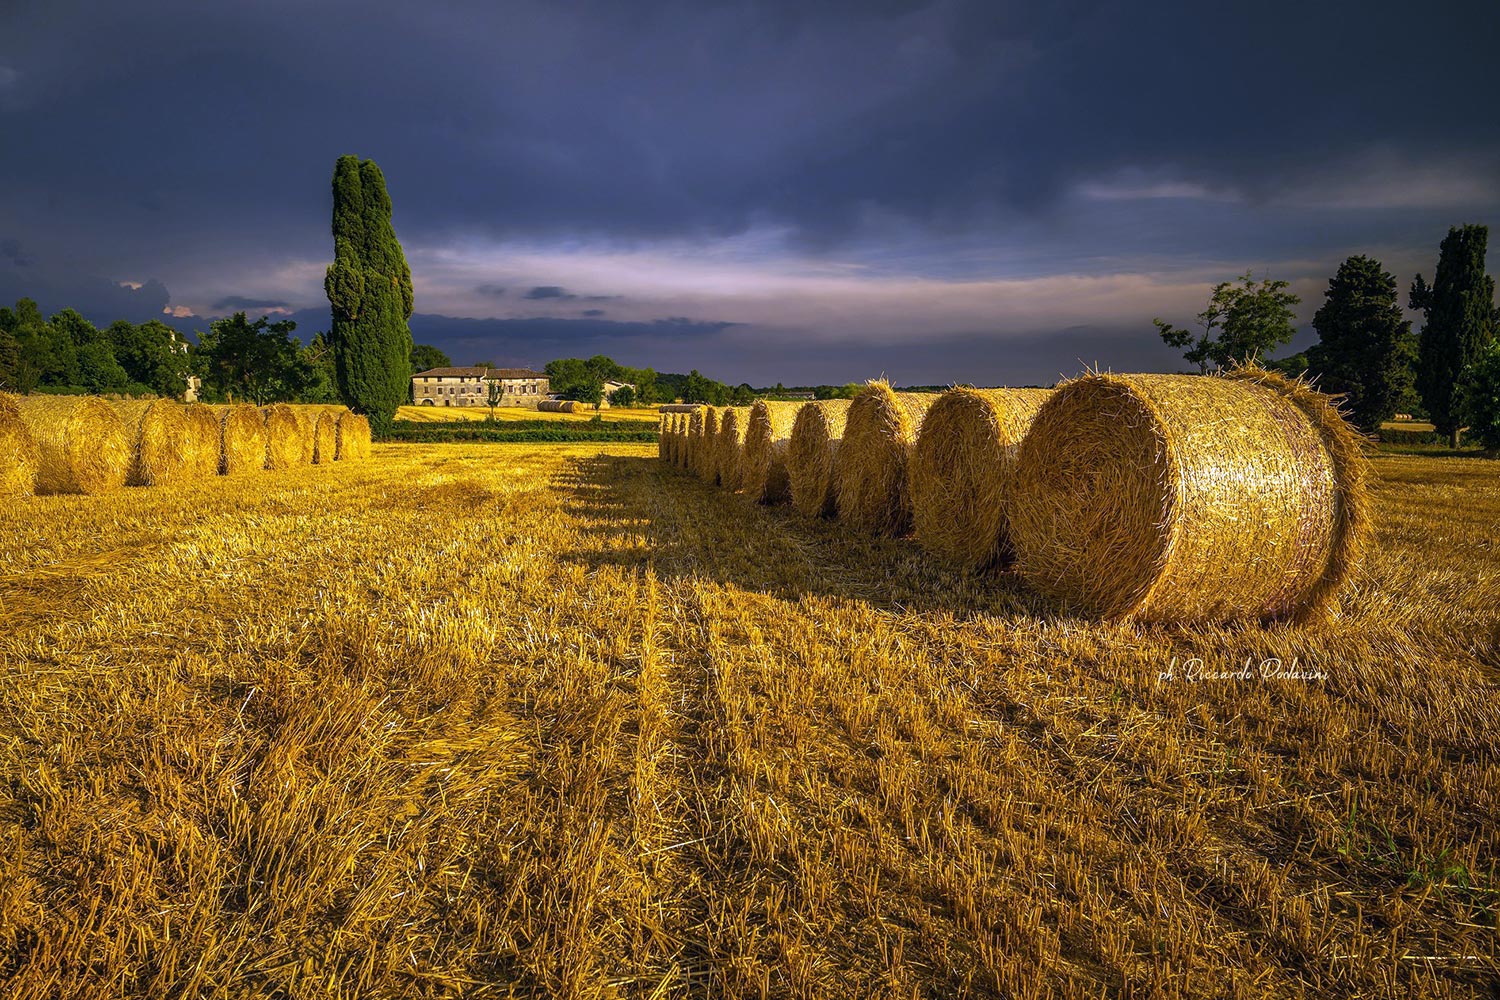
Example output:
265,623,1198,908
412,366,550,407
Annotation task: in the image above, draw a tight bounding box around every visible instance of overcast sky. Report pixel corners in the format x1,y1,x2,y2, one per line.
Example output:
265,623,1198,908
2,0,1496,385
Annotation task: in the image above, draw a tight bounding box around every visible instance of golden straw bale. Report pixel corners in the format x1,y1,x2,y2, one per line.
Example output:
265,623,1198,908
261,403,303,470
1009,367,1371,623
290,408,316,463
741,400,802,504
716,406,752,490
657,412,666,462
787,399,852,517
311,412,338,464
697,406,720,482
108,398,193,486
674,412,689,468
181,404,224,477
686,409,704,475
215,404,267,475
909,387,1053,570
14,395,130,494
0,393,39,497
658,403,701,412
336,412,372,460
835,383,938,535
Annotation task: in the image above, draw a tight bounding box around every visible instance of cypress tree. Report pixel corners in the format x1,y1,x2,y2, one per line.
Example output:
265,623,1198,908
325,156,414,434
1307,255,1417,431
1410,224,1496,446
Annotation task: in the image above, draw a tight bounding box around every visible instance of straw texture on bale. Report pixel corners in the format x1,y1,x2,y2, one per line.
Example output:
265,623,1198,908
14,395,130,494
107,398,193,487
1009,367,1371,623
181,405,223,477
261,403,303,470
216,404,267,476
909,387,1053,570
657,413,667,462
336,412,372,460
290,408,316,463
787,399,852,517
674,413,688,468
835,383,937,535
310,412,337,464
537,399,582,413
741,400,802,504
0,393,39,497
697,406,720,482
686,409,704,476
715,406,752,491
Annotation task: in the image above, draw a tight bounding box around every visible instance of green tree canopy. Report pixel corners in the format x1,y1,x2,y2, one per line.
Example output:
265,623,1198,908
1306,255,1418,431
1458,341,1500,451
410,343,451,372
1411,224,1497,445
1155,273,1301,373
325,155,414,434
107,319,190,397
194,312,312,404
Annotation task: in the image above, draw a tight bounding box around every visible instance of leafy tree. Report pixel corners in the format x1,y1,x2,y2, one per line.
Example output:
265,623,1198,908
574,376,605,408
608,384,636,407
1155,273,1301,373
1411,225,1497,446
107,319,189,397
410,343,451,372
486,376,504,420
325,155,414,434
0,300,48,393
300,332,341,403
194,312,311,404
731,383,757,405
0,322,19,392
1305,256,1418,431
1457,341,1500,451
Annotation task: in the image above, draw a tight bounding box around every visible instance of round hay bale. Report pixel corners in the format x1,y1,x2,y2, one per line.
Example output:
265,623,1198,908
716,406,752,490
835,383,937,535
108,398,194,486
1009,368,1371,623
658,403,701,412
290,408,316,463
909,387,1053,570
261,403,303,470
657,412,667,462
182,404,224,477
336,412,372,460
674,412,688,468
787,399,852,517
14,395,130,494
0,393,39,497
697,406,720,482
217,404,267,476
310,411,338,464
685,408,704,475
741,401,802,504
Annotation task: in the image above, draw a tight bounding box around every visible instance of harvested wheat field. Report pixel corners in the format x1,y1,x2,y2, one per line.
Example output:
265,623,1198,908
1,441,1497,998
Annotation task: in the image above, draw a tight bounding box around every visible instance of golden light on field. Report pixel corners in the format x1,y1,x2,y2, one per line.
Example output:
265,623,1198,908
1,441,1497,996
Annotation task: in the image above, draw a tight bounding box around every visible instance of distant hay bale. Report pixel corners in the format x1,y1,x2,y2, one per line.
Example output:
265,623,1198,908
909,387,1053,570
216,404,267,475
14,395,130,494
0,393,39,497
697,406,720,482
658,403,701,412
336,412,372,460
108,398,194,486
538,399,586,413
741,400,802,504
835,383,938,535
182,404,223,477
787,400,852,517
261,403,303,470
716,406,752,490
675,412,690,469
686,408,704,475
311,411,338,464
1009,367,1371,623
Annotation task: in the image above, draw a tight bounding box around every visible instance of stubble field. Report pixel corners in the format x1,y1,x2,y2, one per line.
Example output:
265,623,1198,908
1,442,1497,998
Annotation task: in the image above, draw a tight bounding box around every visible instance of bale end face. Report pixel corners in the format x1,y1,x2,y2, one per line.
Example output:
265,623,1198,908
15,395,130,494
219,404,267,476
741,401,801,504
786,400,851,517
262,404,303,470
835,383,936,535
0,393,39,497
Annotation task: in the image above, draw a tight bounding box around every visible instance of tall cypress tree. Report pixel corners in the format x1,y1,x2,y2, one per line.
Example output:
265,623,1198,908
325,156,414,434
1307,255,1416,431
1410,224,1496,446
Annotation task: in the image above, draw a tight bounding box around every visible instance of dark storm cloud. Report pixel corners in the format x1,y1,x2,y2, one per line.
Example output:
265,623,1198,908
523,286,574,301
211,295,291,312
1,238,35,267
475,284,507,298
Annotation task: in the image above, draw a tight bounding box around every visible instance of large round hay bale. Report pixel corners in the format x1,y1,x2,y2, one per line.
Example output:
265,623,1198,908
0,393,39,497
261,403,303,470
835,383,938,535
14,395,130,494
787,399,852,517
310,411,337,464
1009,368,1370,623
217,404,267,476
716,406,752,490
290,408,316,463
697,406,720,482
336,412,372,460
909,387,1053,570
685,408,704,475
182,404,224,477
741,401,802,504
673,412,689,468
108,398,193,486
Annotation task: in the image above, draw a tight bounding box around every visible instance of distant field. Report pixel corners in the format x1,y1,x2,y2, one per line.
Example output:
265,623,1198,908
1,445,1496,997
396,403,663,423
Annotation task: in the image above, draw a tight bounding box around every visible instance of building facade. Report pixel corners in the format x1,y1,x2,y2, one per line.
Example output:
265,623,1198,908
412,367,550,407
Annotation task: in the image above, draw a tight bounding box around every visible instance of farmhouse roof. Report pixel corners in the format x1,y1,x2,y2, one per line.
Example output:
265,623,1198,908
414,366,547,379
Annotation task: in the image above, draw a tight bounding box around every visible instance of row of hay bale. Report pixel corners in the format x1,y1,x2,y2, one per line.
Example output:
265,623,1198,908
0,395,372,497
537,399,585,413
657,368,1370,624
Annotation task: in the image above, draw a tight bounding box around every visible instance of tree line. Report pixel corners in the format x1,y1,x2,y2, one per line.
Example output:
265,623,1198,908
1156,223,1498,447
